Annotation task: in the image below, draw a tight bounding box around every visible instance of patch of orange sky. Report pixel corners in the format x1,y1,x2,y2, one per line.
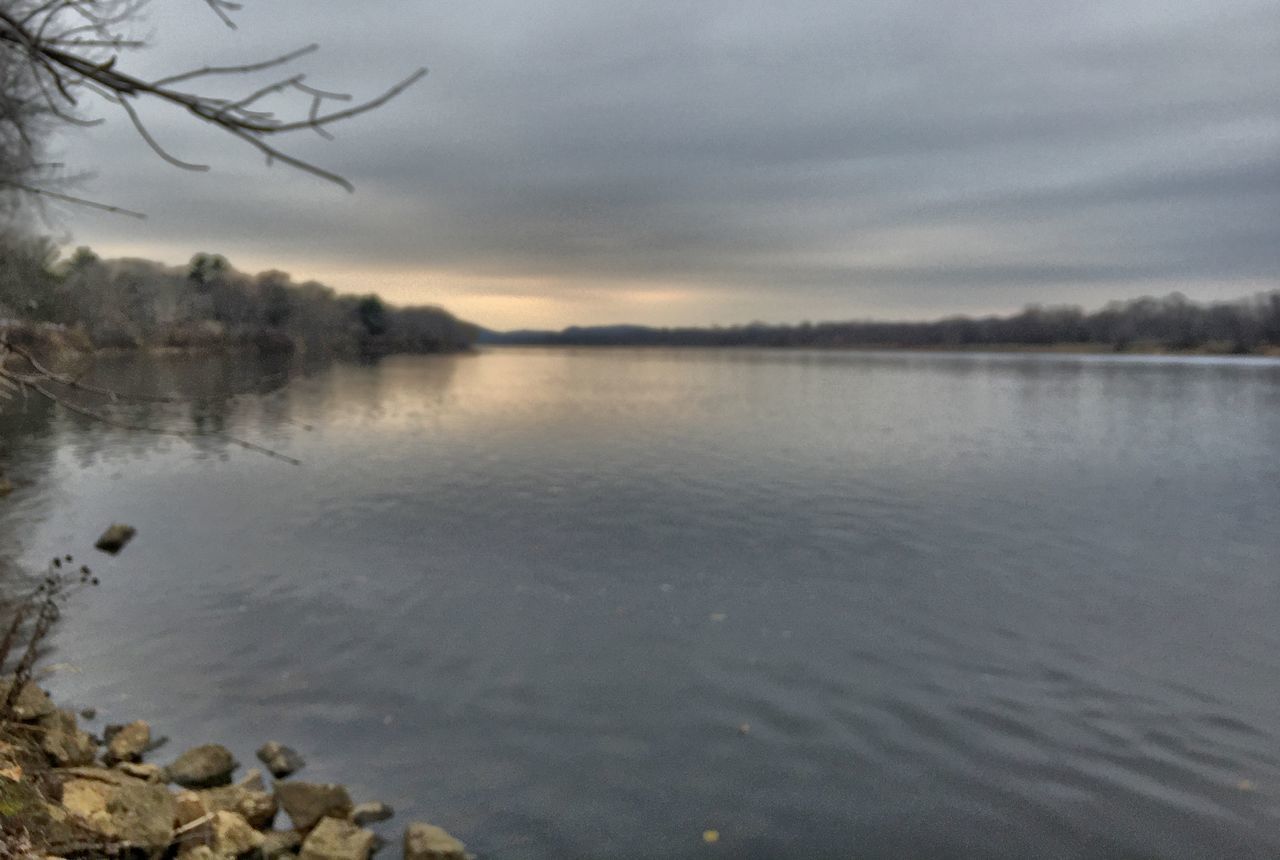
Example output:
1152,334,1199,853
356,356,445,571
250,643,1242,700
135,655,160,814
86,241,1274,332
86,241,713,329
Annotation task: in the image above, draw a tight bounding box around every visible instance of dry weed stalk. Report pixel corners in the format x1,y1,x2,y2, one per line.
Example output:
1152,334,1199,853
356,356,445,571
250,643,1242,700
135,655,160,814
0,555,97,723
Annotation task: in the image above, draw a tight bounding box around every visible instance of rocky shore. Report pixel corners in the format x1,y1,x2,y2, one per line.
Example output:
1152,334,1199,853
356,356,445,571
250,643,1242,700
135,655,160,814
0,678,467,859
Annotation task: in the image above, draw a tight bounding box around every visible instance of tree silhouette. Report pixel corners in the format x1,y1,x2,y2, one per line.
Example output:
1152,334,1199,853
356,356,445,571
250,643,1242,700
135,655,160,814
0,0,425,212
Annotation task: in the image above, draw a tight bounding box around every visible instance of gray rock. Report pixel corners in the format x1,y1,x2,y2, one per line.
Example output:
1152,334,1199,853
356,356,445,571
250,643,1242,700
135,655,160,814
0,677,56,721
403,823,466,860
299,817,377,860
38,709,98,767
59,767,175,852
276,781,353,833
257,741,306,779
80,707,96,720
261,829,304,858
94,523,136,554
167,743,238,788
104,720,150,764
350,801,394,826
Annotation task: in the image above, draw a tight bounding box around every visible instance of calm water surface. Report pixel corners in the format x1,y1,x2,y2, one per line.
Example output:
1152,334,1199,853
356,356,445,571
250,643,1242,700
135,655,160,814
3,348,1280,858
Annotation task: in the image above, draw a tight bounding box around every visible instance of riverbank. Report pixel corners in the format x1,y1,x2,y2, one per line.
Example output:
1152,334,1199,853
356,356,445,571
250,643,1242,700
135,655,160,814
0,679,467,859
484,340,1280,357
2,320,478,362
479,291,1280,354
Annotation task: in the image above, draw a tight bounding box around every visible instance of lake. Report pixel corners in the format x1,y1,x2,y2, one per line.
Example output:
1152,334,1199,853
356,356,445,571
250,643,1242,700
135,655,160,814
4,347,1280,858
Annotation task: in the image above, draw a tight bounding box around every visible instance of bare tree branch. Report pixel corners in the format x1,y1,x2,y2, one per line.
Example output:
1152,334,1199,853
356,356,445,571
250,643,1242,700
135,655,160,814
1,336,169,400
152,43,318,87
0,0,426,204
203,0,240,30
0,334,302,465
0,178,146,216
28,380,302,465
110,88,211,172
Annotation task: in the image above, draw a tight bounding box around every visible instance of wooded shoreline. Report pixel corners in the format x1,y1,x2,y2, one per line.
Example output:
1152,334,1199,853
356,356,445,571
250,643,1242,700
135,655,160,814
482,340,1280,357
480,291,1280,355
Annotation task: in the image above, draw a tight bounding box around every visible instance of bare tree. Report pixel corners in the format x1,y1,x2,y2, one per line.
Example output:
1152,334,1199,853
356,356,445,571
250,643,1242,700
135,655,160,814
0,1,427,458
0,34,56,214
0,0,426,209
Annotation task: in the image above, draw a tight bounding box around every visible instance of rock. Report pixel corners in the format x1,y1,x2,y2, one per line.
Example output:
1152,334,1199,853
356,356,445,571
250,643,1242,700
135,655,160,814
0,781,82,850
0,677,56,721
257,741,306,779
174,789,209,828
299,817,377,860
79,707,96,720
403,823,466,860
115,761,165,783
350,801,393,825
211,810,265,857
104,720,150,764
179,810,264,859
0,740,18,766
261,829,304,858
94,523,136,554
176,772,278,836
237,768,267,793
37,709,97,767
0,477,13,497
276,782,353,833
200,781,278,830
167,743,237,788
59,767,175,852
0,774,42,817
173,791,217,855
37,798,88,850
177,847,219,860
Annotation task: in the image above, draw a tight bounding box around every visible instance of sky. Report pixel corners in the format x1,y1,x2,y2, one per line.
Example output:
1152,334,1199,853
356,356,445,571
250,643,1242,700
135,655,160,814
45,0,1280,330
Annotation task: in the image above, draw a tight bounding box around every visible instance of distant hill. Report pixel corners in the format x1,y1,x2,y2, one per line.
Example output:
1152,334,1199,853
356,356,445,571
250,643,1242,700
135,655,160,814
479,291,1280,355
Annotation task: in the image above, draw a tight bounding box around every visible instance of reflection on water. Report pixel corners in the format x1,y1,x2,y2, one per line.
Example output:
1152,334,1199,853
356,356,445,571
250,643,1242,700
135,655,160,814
5,348,1280,859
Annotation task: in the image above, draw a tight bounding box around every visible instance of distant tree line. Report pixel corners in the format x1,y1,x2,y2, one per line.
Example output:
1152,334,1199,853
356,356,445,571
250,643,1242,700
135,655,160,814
0,231,477,355
483,292,1280,355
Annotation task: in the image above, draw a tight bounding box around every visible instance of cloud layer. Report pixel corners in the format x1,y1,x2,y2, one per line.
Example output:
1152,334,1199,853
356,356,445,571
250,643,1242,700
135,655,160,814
50,0,1280,327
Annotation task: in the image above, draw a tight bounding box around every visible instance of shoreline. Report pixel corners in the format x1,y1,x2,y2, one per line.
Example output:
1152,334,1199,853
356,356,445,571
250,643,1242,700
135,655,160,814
483,341,1280,357
0,679,467,859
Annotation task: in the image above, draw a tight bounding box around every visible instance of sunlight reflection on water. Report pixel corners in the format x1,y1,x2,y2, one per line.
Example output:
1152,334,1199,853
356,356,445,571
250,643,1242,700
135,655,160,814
5,348,1280,858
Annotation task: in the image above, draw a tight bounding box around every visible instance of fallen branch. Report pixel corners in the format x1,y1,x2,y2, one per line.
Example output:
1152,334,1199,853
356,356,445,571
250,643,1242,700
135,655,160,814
0,334,301,465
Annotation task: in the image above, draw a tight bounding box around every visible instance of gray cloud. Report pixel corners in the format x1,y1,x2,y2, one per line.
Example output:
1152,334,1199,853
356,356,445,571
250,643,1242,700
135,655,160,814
50,0,1280,326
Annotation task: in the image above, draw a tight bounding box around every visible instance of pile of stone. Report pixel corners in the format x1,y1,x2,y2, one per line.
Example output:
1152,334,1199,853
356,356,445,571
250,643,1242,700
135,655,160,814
0,678,467,860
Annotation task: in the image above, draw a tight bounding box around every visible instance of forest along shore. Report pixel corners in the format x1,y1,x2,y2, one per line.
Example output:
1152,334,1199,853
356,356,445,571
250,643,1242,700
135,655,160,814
0,241,479,358
0,678,467,860
479,290,1280,355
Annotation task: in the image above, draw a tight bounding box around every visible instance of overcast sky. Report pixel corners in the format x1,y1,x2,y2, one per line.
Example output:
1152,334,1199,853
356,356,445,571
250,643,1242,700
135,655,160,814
49,0,1280,329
